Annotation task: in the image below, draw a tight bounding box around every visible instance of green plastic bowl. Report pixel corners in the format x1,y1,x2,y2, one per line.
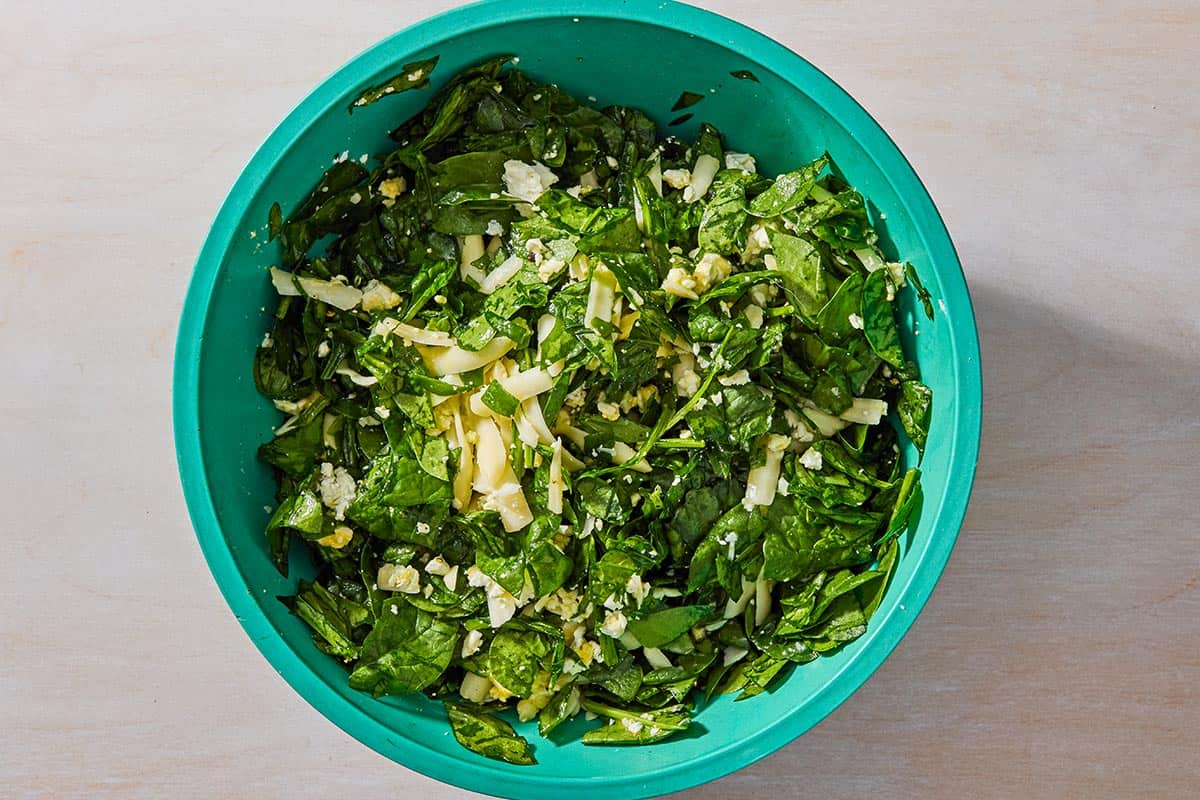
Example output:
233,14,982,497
174,1,981,796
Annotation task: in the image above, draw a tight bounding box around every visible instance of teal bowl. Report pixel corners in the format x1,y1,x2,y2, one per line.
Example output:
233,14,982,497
174,1,982,797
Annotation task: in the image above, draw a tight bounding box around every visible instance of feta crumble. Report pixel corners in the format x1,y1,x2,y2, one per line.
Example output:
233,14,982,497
461,629,484,658
502,159,558,202
724,152,757,173
377,563,421,593
599,609,628,638
662,168,692,190
318,462,357,520
360,279,402,312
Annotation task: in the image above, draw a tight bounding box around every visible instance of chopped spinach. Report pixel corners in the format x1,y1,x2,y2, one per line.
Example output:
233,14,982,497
254,56,932,763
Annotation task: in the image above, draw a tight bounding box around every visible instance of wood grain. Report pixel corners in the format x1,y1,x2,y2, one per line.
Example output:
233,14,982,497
1,1,1196,798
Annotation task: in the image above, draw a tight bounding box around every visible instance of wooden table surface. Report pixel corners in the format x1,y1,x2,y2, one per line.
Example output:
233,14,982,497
3,1,1197,797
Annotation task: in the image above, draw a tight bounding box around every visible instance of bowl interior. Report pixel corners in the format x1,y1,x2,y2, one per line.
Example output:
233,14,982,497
177,3,980,798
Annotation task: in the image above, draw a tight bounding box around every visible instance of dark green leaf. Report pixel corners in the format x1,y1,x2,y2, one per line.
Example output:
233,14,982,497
626,605,713,648
768,230,827,316
898,380,933,455
861,268,906,368
350,56,438,110
349,603,457,694
748,155,827,217
445,702,537,765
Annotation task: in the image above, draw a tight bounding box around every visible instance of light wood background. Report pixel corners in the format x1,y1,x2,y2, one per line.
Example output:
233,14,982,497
2,1,1197,797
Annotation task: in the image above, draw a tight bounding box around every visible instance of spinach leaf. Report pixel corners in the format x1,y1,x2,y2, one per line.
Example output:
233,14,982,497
768,230,827,317
698,171,754,254
907,263,936,320
348,602,457,695
283,580,366,660
258,416,324,478
489,628,554,696
626,605,714,648
861,268,906,368
748,154,828,217
266,490,324,537
579,699,690,745
445,702,537,765
762,499,875,582
898,380,933,455
350,56,438,110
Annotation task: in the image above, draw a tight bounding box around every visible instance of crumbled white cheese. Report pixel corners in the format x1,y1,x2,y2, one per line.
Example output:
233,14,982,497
662,253,731,300
605,155,620,169
724,152,757,173
467,565,521,627
848,313,864,330
316,340,331,358
799,447,824,471
600,609,628,638
537,256,565,282
748,283,777,306
564,386,587,409
502,159,558,202
743,304,765,329
379,177,407,199
692,253,732,293
318,462,357,520
662,168,692,190
534,587,581,618
661,266,699,300
718,369,751,386
783,408,816,443
485,219,504,236
596,400,621,421
672,352,701,398
777,476,791,497
528,239,553,268
742,224,772,263
377,563,421,593
260,333,273,349
424,555,450,576
620,717,644,734
461,630,484,658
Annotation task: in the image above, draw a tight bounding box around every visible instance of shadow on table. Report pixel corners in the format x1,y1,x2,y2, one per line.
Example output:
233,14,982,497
671,280,1200,799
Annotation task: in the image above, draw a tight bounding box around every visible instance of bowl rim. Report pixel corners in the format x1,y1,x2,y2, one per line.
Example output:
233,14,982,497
174,0,982,796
